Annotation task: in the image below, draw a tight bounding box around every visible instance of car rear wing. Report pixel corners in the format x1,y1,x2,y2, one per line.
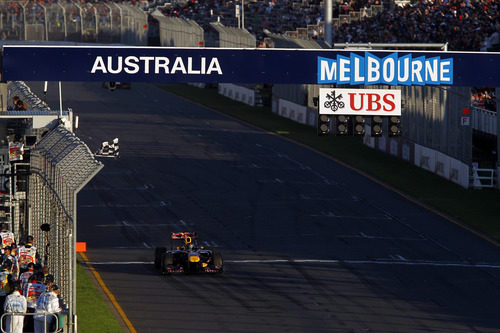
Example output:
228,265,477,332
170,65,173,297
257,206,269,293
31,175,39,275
171,232,198,240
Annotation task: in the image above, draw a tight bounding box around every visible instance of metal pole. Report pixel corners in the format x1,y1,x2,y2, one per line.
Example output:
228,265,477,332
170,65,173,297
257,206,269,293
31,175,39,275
325,0,332,46
105,3,113,31
90,4,98,42
42,4,48,41
74,3,84,40
22,2,27,41
57,2,67,40
117,4,123,43
241,0,244,30
59,81,62,118
69,229,75,333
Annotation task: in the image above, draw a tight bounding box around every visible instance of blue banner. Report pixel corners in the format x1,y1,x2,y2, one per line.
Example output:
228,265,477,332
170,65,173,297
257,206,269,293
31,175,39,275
2,45,500,86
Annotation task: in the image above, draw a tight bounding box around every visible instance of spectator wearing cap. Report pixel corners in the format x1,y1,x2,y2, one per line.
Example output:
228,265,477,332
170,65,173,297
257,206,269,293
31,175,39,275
9,244,18,269
44,274,55,291
2,246,19,280
17,236,38,274
23,273,46,332
0,223,15,251
7,96,20,111
19,263,34,294
3,281,26,333
0,260,13,319
34,284,60,333
14,99,26,111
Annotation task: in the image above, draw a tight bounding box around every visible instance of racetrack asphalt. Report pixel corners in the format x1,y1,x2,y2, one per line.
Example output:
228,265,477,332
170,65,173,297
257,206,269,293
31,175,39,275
31,81,500,333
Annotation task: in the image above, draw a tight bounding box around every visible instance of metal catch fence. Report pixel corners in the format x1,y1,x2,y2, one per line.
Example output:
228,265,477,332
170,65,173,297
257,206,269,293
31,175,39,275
152,11,204,47
29,125,103,330
0,1,147,45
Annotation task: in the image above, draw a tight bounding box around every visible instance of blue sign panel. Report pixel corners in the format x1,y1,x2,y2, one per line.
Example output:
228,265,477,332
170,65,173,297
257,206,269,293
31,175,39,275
2,45,500,86
317,52,453,85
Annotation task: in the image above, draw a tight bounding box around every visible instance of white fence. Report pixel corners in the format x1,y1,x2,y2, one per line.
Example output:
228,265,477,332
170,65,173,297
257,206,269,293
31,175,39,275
414,144,471,188
471,107,496,135
277,99,307,125
218,83,255,106
471,167,496,188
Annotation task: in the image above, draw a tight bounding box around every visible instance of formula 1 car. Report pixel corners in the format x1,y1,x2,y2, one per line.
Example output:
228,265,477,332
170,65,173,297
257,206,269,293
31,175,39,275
102,81,131,90
154,232,223,274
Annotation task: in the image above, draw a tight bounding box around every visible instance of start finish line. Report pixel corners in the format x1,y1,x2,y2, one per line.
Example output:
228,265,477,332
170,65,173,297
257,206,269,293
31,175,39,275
1,45,500,86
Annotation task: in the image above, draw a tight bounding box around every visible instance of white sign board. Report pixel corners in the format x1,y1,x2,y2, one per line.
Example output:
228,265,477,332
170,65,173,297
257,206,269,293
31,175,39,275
461,116,471,126
319,88,401,116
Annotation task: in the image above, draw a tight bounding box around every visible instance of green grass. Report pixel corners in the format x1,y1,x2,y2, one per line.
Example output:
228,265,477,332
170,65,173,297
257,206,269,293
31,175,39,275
77,263,123,332
160,83,500,242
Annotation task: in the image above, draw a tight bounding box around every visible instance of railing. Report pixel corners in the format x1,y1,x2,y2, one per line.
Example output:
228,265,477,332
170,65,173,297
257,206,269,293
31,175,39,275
471,106,497,136
471,167,496,188
1,312,63,333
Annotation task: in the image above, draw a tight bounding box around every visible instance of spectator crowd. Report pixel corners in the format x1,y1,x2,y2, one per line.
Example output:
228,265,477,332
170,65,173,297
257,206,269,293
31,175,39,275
471,87,496,111
0,223,61,333
150,0,500,52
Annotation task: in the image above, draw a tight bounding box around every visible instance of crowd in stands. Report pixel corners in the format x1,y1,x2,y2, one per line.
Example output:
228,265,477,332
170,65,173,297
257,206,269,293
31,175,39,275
0,223,61,333
153,0,326,41
151,0,499,51
334,0,500,51
471,87,496,111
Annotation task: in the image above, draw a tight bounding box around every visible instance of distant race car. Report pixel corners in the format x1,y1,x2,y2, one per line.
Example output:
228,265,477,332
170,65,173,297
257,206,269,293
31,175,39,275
102,81,131,90
154,232,223,274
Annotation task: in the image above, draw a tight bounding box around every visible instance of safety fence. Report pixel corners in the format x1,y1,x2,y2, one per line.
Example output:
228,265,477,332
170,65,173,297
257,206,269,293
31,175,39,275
1,312,62,333
362,137,472,188
283,4,383,40
471,106,497,136
29,125,103,331
471,166,496,188
152,10,204,47
218,83,256,106
208,22,255,48
7,81,50,111
0,1,148,45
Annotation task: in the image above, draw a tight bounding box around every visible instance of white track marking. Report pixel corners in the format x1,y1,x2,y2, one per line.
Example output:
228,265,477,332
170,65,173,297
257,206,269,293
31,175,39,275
202,241,220,247
336,233,425,241
96,223,178,227
308,212,391,220
84,259,500,269
86,184,154,191
80,203,168,208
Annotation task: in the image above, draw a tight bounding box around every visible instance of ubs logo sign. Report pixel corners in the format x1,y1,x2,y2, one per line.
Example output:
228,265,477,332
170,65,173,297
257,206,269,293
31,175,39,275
319,88,401,115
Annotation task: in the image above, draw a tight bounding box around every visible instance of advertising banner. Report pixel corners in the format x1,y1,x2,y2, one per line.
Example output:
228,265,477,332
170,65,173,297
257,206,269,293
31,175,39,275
2,45,500,86
319,88,401,115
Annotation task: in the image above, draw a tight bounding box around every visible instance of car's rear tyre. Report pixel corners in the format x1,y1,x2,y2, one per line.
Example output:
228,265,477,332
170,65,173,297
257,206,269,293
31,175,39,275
164,252,174,265
213,251,223,273
160,252,174,274
154,247,166,269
